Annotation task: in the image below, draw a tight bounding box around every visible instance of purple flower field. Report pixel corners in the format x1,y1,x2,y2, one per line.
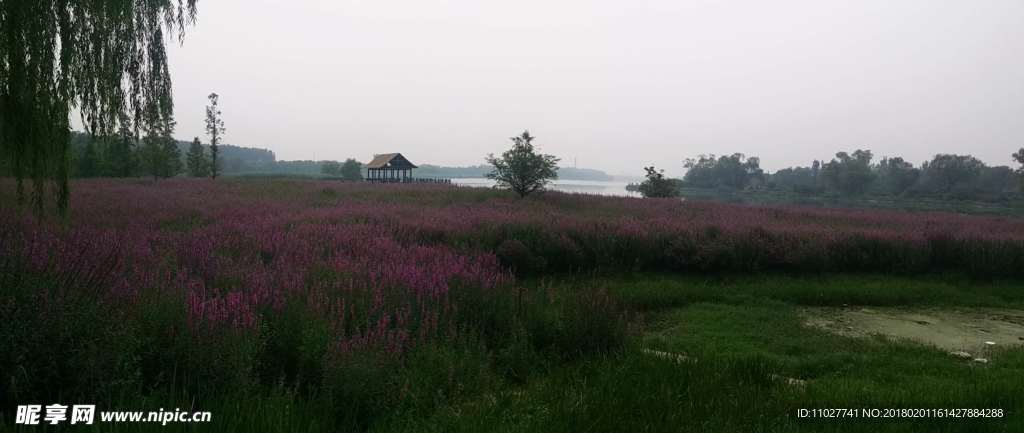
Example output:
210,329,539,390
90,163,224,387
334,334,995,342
2,178,1023,428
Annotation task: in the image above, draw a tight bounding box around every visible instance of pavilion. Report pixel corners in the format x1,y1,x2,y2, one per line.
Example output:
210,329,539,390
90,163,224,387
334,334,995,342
365,153,418,182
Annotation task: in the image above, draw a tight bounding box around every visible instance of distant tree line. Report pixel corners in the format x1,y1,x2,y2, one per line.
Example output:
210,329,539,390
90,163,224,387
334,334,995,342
59,137,616,183
768,150,1019,201
641,149,1022,202
61,93,231,181
63,132,372,182
631,148,1024,202
320,158,364,181
137,116,183,180
682,153,765,190
70,116,189,181
65,131,267,178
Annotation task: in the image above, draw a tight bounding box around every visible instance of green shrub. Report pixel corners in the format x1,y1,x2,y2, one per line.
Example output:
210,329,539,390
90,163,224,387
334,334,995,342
323,350,402,430
1,266,137,406
256,300,331,392
523,287,628,361
136,291,260,398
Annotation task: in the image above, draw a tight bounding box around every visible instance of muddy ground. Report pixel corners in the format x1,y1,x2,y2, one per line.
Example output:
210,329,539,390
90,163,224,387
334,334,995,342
802,307,1024,356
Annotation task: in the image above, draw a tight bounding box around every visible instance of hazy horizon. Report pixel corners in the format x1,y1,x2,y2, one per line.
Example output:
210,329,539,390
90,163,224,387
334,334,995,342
152,0,1023,177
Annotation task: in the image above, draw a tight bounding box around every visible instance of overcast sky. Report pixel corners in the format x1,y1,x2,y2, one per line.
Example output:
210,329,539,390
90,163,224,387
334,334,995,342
164,0,1024,176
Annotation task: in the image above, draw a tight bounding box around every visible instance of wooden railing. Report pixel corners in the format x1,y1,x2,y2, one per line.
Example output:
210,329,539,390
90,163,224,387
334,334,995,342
365,177,451,184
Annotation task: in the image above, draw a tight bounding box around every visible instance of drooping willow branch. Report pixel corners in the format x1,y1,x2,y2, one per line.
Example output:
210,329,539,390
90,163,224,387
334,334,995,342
0,0,198,215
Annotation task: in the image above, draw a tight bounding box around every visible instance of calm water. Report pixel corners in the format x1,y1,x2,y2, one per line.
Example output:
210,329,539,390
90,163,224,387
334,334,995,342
451,178,640,197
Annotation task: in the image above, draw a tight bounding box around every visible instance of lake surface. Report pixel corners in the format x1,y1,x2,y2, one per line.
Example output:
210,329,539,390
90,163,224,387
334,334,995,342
451,178,640,197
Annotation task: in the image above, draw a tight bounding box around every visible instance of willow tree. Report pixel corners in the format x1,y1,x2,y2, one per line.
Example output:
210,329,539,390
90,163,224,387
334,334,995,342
0,1,198,215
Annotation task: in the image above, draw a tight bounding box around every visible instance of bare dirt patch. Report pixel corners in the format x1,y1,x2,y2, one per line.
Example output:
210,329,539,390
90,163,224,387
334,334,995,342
801,307,1024,355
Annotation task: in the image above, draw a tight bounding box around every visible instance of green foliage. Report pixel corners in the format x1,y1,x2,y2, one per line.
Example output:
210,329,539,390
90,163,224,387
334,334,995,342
10,271,1024,432
770,162,823,194
70,130,281,178
594,274,1024,311
874,156,919,195
522,288,627,361
186,137,211,177
136,291,259,398
388,276,1024,433
68,130,140,178
821,149,875,195
976,166,1016,196
108,116,141,177
76,139,100,178
638,165,679,198
486,130,560,198
320,159,363,180
918,153,986,194
340,158,364,181
759,152,1020,203
0,0,198,215
0,258,137,407
164,143,183,177
320,160,342,176
138,143,163,180
7,178,1024,431
1014,148,1024,191
684,153,764,189
139,118,182,179
206,92,226,179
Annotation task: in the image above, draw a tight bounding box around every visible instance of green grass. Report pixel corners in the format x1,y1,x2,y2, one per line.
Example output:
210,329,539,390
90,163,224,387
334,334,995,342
376,275,1024,433
579,273,1024,310
375,349,1022,433
643,301,1024,390
7,274,1022,432
374,354,1022,432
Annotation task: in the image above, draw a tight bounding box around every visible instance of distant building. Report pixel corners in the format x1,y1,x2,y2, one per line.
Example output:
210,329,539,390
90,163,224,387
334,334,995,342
365,153,418,182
